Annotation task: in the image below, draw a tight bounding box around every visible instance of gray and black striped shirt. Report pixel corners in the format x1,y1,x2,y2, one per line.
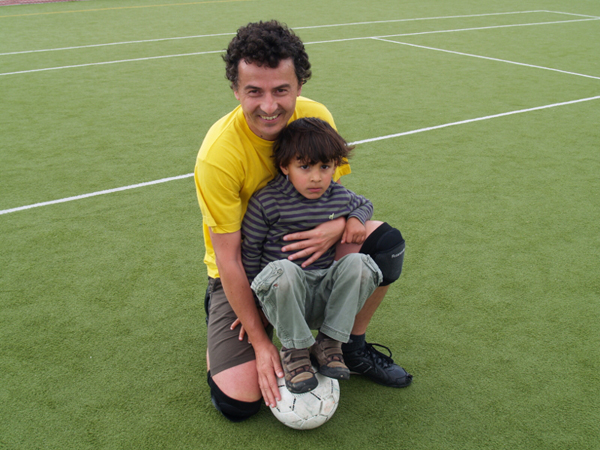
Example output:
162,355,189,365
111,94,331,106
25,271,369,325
241,174,373,282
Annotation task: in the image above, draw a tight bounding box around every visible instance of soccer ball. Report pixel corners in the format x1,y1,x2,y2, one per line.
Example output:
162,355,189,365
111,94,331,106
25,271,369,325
270,372,340,430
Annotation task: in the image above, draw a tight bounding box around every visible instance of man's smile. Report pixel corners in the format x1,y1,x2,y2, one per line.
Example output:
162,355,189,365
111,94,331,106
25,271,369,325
259,113,281,121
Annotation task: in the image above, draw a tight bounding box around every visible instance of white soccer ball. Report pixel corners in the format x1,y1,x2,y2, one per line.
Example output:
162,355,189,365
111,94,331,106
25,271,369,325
270,372,340,430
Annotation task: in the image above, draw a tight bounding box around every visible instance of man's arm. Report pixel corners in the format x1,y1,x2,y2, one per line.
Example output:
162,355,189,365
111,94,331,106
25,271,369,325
281,217,346,267
210,229,284,407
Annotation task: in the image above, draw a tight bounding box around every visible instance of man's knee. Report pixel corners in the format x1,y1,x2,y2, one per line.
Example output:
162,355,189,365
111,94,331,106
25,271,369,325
360,222,405,286
207,372,262,422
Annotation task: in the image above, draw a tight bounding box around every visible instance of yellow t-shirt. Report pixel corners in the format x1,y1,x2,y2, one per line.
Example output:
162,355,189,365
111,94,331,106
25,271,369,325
195,96,351,278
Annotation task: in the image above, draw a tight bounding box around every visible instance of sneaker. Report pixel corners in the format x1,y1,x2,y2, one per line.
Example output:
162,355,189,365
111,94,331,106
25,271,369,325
343,342,412,388
310,338,350,380
280,347,318,394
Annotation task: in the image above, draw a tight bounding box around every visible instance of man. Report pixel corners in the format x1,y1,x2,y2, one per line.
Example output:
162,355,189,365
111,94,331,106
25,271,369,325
194,20,411,422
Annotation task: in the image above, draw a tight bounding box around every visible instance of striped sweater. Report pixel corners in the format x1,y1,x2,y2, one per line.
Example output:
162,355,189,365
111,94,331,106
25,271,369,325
241,174,373,282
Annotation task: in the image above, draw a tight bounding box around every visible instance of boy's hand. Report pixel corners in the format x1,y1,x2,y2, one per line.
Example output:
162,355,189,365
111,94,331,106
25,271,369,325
341,217,367,245
231,310,270,344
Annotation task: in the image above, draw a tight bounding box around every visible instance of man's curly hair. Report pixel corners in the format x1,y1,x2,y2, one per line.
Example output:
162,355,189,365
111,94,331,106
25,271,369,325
223,20,312,90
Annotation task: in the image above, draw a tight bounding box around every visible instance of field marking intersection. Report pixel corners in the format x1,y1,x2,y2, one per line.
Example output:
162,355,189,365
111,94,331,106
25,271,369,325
2,94,599,216
371,37,600,81
1,12,599,77
1,10,598,56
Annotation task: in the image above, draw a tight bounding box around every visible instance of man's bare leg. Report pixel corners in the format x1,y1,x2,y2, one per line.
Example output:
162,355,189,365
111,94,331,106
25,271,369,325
336,220,413,388
335,220,386,333
207,351,261,402
351,285,389,335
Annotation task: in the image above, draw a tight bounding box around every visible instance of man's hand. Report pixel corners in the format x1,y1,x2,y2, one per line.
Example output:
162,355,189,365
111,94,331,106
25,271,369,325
341,217,367,245
281,217,346,267
253,340,284,408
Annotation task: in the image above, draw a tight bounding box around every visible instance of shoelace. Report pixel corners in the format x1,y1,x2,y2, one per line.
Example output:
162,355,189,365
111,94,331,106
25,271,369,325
362,343,395,368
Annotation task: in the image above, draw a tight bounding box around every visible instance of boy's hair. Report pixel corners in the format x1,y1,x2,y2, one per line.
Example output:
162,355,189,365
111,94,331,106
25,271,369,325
273,118,353,171
223,20,311,90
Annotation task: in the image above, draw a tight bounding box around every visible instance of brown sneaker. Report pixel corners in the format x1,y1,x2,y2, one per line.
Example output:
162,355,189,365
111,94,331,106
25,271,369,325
280,347,318,394
310,337,350,380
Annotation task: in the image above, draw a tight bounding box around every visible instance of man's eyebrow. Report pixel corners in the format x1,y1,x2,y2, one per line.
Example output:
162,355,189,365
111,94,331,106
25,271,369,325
243,83,292,91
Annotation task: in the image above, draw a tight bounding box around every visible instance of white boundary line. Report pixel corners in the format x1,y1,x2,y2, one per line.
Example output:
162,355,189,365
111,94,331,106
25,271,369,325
2,17,599,77
350,95,600,145
373,17,600,39
0,33,235,56
372,38,600,81
543,10,600,19
0,50,224,76
0,11,548,56
2,10,598,56
2,95,599,216
0,174,194,216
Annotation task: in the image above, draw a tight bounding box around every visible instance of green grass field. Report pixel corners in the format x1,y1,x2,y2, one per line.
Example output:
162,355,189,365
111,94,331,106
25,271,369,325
1,0,599,449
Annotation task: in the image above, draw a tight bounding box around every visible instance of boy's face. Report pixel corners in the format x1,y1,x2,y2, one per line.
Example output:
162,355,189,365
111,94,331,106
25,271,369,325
234,58,302,141
281,159,336,200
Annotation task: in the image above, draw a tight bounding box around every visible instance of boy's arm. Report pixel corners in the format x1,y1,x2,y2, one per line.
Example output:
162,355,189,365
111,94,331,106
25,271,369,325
342,191,374,245
347,191,374,225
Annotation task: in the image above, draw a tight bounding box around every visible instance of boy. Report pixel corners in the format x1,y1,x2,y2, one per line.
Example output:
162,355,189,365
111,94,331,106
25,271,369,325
241,117,383,393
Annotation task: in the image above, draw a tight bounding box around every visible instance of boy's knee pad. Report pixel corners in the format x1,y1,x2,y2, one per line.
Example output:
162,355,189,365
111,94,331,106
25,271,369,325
360,222,405,286
207,372,262,422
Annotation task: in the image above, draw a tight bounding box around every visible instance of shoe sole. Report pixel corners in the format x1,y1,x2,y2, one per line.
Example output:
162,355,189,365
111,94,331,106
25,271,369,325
348,369,413,388
285,377,318,394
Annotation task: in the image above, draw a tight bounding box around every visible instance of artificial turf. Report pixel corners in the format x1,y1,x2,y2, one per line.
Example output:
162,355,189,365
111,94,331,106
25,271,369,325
1,1,599,449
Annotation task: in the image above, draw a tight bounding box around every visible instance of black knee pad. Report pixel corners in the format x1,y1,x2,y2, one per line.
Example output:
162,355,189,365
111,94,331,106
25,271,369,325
360,222,405,286
207,372,262,422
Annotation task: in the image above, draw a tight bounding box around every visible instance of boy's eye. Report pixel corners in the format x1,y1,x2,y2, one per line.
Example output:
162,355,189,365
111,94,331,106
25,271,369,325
321,165,331,170
300,165,309,170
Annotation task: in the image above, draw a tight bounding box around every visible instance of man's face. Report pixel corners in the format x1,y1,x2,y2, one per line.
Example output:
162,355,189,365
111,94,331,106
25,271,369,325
234,58,302,141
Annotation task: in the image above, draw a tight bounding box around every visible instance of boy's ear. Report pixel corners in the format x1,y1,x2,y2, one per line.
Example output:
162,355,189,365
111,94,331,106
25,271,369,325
280,165,289,175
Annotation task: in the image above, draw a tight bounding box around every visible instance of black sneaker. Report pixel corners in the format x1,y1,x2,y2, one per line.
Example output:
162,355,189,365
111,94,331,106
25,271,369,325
343,342,412,388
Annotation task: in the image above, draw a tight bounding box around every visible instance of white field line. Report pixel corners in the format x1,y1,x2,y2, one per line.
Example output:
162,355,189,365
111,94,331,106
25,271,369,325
0,33,235,56
542,10,600,19
0,50,224,76
350,95,600,145
374,17,600,39
2,17,598,77
305,17,600,45
0,174,194,216
372,38,600,81
0,10,548,56
1,10,596,57
2,95,599,216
